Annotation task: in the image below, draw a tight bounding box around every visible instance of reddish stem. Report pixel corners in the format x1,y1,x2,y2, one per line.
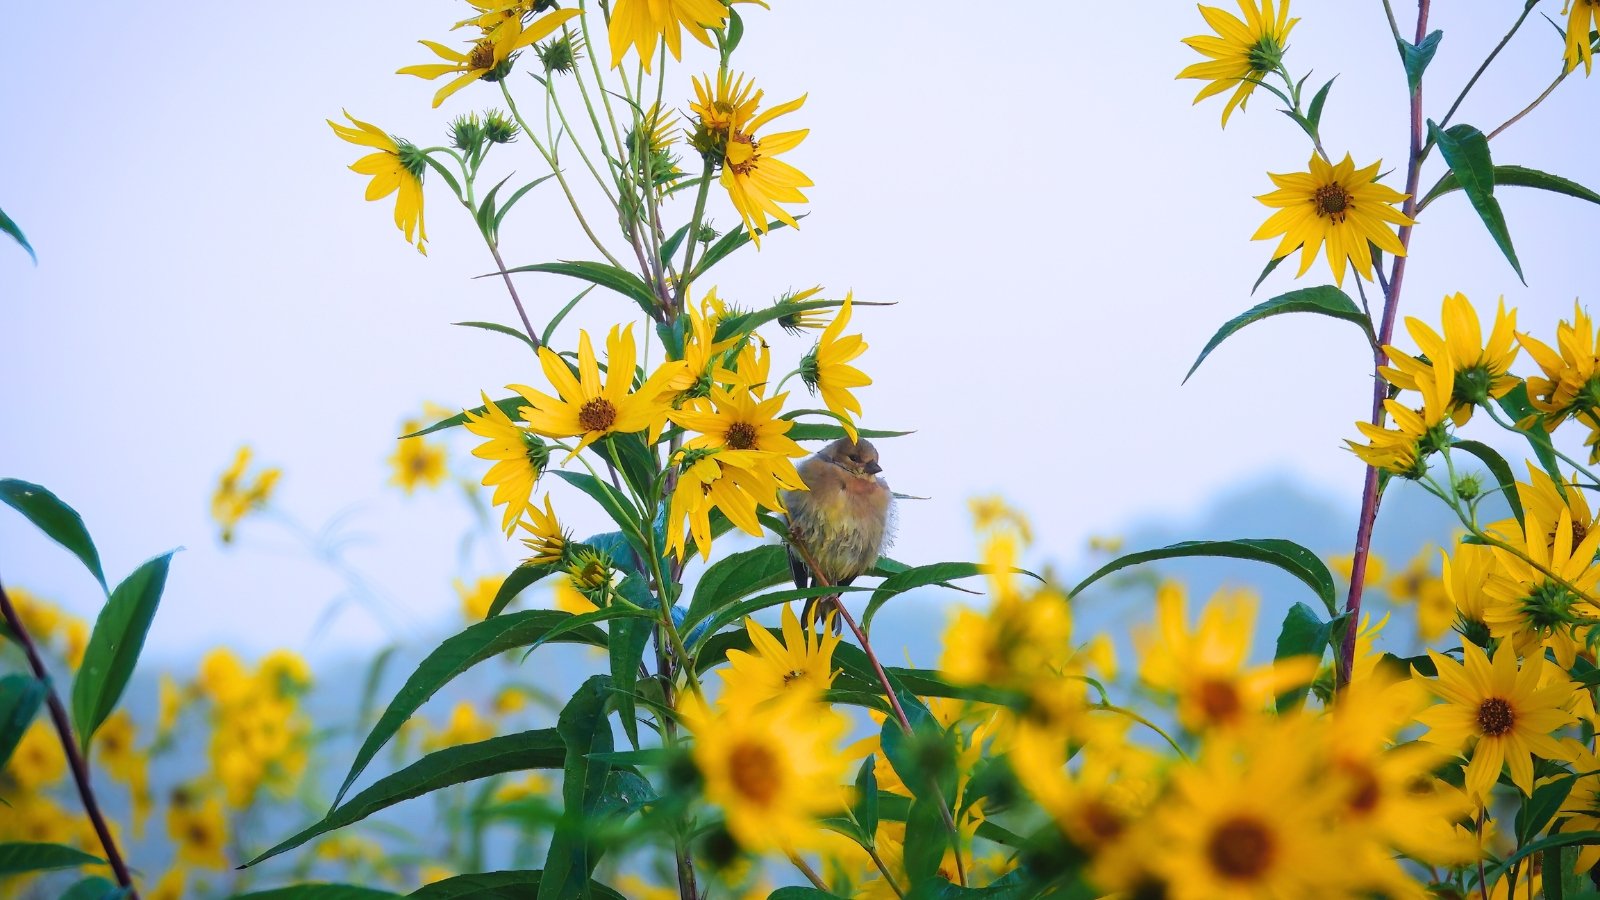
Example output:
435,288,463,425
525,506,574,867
0,577,140,897
1338,0,1430,689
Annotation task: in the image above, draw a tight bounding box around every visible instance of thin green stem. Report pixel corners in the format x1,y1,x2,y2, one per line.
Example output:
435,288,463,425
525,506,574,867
1482,402,1600,489
544,75,622,212
1487,68,1571,142
866,844,908,899
674,160,716,312
499,80,626,269
1430,2,1538,143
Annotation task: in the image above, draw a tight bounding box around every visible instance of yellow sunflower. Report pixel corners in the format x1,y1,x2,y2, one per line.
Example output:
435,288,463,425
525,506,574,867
666,449,783,561
799,293,871,442
398,8,582,108
1346,341,1454,477
327,111,428,255
1381,293,1519,425
517,494,568,566
1134,583,1317,733
722,95,810,246
1177,0,1299,127
718,603,842,710
1440,542,1494,641
1482,507,1600,666
679,692,849,853
462,392,549,534
514,325,668,454
671,386,807,488
608,0,727,72
167,793,230,870
1518,302,1600,429
1252,153,1413,285
1564,0,1599,74
1414,640,1577,800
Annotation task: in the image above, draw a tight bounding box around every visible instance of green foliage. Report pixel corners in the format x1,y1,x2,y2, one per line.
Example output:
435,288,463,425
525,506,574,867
1068,538,1338,617
1272,603,1330,712
0,204,35,263
1421,164,1600,209
498,260,660,320
1183,286,1373,385
1428,122,1524,282
0,479,108,593
1399,29,1443,91
0,673,45,769
70,551,176,751
0,842,105,876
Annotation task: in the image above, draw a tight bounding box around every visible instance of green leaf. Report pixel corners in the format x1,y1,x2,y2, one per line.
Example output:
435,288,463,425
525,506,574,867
475,173,516,237
71,551,176,750
331,610,607,808
1250,253,1288,296
785,421,915,443
1421,164,1600,210
1516,772,1577,845
1496,383,1563,486
861,561,1023,632
0,205,36,264
854,754,880,839
245,728,565,866
691,585,871,647
691,218,795,278
1483,831,1600,888
60,876,125,900
1451,439,1525,526
550,471,649,563
453,320,536,352
685,544,792,631
541,286,597,348
902,795,948,888
1306,76,1336,129
496,260,660,320
1272,603,1329,713
1400,29,1443,92
1069,538,1338,617
608,602,654,748
767,890,847,900
405,396,522,439
1429,122,1524,283
1183,286,1373,384
487,564,559,618
590,433,659,503
493,173,559,234
0,842,104,875
658,224,691,267
231,886,401,900
0,479,107,592
0,674,45,769
540,676,616,900
409,871,626,900
724,5,745,54
713,297,843,345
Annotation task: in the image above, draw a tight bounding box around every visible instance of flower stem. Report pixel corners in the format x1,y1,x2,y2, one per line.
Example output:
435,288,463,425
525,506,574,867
1487,69,1571,142
1338,0,1430,690
0,576,141,898
487,240,541,348
1429,1,1538,145
674,161,716,313
787,851,829,892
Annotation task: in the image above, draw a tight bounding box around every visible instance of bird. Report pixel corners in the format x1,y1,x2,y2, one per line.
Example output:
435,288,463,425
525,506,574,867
782,437,894,627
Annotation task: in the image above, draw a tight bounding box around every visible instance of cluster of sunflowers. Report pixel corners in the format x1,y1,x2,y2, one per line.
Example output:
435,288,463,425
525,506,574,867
6,0,1600,898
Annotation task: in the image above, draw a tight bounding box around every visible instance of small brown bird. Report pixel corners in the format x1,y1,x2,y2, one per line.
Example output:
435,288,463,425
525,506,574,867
783,438,893,625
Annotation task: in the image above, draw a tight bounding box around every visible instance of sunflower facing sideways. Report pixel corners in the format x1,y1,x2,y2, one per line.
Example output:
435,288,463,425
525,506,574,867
327,111,429,255
398,7,581,108
1177,0,1300,127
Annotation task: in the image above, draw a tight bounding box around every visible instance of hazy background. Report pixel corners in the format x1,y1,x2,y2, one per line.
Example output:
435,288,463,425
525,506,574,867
2,1,1597,666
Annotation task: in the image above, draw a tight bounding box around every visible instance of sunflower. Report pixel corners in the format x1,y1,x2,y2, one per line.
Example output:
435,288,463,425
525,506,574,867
671,385,808,488
1252,153,1413,285
1440,543,1494,642
1517,302,1600,429
608,0,727,72
1556,742,1600,871
517,494,568,566
453,0,540,43
327,111,429,255
717,603,842,710
167,793,230,869
1482,507,1600,666
799,293,871,442
666,449,783,560
1564,0,1599,74
679,691,849,853
722,95,810,246
1346,341,1454,477
1381,293,1519,425
398,8,581,108
1414,640,1577,800
1154,721,1357,899
1135,583,1317,733
1177,0,1299,127
514,325,669,454
462,392,549,534
775,286,830,335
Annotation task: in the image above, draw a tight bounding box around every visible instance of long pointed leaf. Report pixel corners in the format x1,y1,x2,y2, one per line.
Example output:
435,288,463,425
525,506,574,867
1068,538,1337,617
71,551,176,750
0,205,35,263
0,479,107,592
1184,286,1372,384
1430,122,1524,283
0,842,105,875
0,675,45,769
496,261,659,319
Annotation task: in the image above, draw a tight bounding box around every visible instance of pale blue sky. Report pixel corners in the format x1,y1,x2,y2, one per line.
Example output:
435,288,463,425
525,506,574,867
1,2,1596,659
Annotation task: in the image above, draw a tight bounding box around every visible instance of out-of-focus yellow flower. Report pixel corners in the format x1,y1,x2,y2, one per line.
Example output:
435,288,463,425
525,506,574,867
63,616,88,669
799,294,871,443
157,674,185,738
456,575,504,621
968,496,1033,544
517,494,568,567
0,794,74,844
463,391,550,535
420,864,455,885
259,649,313,695
1414,641,1577,800
941,588,1073,690
327,111,429,255
1253,153,1413,286
492,687,527,716
608,0,726,71
93,710,146,786
1329,552,1386,586
167,792,230,870
397,8,582,108
1519,302,1600,429
1086,534,1124,555
718,603,842,710
6,586,61,642
491,772,550,804
390,421,448,494
1383,548,1452,642
212,446,280,544
1564,0,1599,74
1177,0,1298,127
680,691,848,853
425,701,495,751
1136,583,1316,733
145,869,185,900
6,721,66,792
198,648,250,705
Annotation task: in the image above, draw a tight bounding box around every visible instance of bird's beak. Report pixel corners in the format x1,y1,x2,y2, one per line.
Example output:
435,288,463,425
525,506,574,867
865,461,882,475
